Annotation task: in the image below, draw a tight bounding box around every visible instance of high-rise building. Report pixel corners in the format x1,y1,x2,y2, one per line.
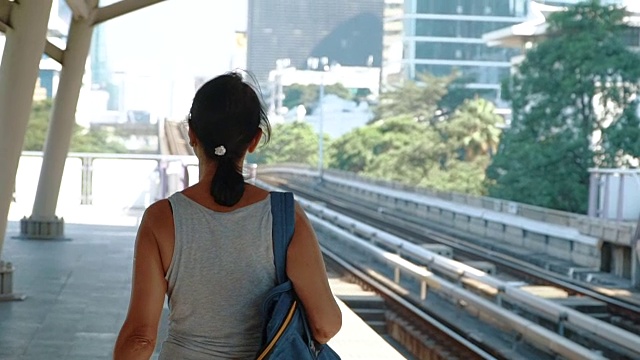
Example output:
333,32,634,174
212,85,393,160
231,31,248,71
535,0,640,12
484,1,640,56
381,0,404,86
247,0,385,83
90,25,110,89
402,0,530,99
0,0,71,100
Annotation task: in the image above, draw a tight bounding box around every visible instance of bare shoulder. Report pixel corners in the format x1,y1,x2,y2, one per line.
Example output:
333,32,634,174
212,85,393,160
139,199,174,241
245,183,272,200
143,199,172,224
138,199,175,272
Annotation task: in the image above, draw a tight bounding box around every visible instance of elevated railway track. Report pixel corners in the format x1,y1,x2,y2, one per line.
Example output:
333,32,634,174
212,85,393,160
260,175,640,360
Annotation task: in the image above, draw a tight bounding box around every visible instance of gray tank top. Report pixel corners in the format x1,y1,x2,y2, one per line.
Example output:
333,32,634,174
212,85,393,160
158,192,276,360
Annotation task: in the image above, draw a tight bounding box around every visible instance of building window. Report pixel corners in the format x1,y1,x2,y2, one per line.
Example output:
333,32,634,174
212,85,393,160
414,42,520,62
417,0,526,17
415,19,520,38
415,64,511,85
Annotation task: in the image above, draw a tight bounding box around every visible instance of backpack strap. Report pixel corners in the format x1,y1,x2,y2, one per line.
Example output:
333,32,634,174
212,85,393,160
269,191,295,285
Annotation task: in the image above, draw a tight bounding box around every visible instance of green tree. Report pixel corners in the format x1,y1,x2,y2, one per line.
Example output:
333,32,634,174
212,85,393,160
375,72,494,122
328,125,385,173
248,121,327,166
328,95,504,195
375,73,453,122
440,74,496,116
24,100,127,153
421,156,491,195
23,100,52,151
487,0,640,213
282,84,316,110
363,121,446,185
283,83,352,110
328,115,487,194
440,98,504,160
71,127,128,153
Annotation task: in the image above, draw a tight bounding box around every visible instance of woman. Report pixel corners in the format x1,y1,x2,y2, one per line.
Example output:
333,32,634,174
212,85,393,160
114,73,342,359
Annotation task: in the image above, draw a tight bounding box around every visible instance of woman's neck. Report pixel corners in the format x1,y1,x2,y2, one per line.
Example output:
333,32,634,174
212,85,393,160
198,161,216,183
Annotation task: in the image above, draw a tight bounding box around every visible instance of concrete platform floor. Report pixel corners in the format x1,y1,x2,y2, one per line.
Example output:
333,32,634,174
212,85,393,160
0,221,140,360
1,205,407,360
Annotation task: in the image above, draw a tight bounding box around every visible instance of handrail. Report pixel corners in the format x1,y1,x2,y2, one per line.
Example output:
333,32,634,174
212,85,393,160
260,179,640,358
311,218,606,360
297,197,640,357
259,164,636,244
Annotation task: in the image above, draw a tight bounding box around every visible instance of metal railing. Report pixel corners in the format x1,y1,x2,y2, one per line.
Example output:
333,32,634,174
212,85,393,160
259,164,637,245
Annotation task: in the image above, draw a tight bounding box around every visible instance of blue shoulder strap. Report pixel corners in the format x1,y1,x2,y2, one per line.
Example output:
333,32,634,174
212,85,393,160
269,191,295,285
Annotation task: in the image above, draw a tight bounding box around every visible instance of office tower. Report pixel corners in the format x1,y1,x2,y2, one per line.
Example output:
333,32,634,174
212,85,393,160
90,25,110,89
231,31,248,70
403,0,530,99
247,0,385,83
382,0,404,85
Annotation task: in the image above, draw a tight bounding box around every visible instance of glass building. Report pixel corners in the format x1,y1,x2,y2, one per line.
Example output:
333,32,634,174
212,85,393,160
403,0,530,99
247,0,385,83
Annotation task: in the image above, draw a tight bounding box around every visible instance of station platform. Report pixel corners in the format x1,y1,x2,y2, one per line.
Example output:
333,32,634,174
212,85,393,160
0,204,407,359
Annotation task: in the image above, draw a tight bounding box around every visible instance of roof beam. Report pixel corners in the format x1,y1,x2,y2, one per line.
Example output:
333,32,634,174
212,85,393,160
44,40,65,65
65,0,91,20
93,0,165,26
0,0,14,33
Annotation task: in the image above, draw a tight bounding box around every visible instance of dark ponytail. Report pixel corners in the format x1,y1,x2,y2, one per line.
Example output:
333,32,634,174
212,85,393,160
210,156,245,207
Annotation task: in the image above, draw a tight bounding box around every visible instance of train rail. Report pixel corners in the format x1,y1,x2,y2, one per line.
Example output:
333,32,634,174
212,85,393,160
323,245,499,360
162,119,193,156
261,175,640,359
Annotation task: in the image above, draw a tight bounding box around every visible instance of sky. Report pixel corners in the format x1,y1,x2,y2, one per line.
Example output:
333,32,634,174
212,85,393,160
99,0,248,79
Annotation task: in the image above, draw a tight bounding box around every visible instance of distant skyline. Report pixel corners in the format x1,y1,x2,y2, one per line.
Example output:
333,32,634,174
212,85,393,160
98,0,248,78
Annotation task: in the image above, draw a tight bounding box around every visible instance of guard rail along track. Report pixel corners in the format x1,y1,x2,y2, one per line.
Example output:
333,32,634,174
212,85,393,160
258,181,629,360
259,182,501,360
278,176,640,326
258,175,640,359
257,166,640,316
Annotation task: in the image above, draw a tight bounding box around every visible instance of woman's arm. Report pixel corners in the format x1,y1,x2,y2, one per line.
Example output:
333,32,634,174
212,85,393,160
114,201,169,359
286,201,342,344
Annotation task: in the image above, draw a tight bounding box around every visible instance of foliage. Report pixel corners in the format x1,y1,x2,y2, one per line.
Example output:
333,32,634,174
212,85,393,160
23,100,128,153
328,125,386,173
23,100,52,151
283,83,352,110
441,74,496,116
440,98,504,160
375,72,495,123
374,73,453,123
247,121,329,167
263,74,505,197
329,100,503,196
487,0,640,213
421,156,492,195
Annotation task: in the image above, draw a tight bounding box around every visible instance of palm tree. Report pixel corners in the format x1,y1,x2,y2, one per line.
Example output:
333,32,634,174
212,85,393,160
445,98,504,161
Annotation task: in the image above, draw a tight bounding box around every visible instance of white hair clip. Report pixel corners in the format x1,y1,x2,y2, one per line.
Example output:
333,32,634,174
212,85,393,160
214,145,226,156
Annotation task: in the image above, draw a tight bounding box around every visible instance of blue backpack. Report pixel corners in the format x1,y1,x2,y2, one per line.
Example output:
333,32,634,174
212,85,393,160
256,192,341,359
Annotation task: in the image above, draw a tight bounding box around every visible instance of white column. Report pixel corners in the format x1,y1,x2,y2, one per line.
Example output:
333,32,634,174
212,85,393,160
28,10,96,229
0,0,53,258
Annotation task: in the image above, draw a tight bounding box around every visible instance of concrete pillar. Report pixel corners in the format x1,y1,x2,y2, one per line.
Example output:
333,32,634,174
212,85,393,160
21,7,97,239
0,0,53,255
0,0,53,301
